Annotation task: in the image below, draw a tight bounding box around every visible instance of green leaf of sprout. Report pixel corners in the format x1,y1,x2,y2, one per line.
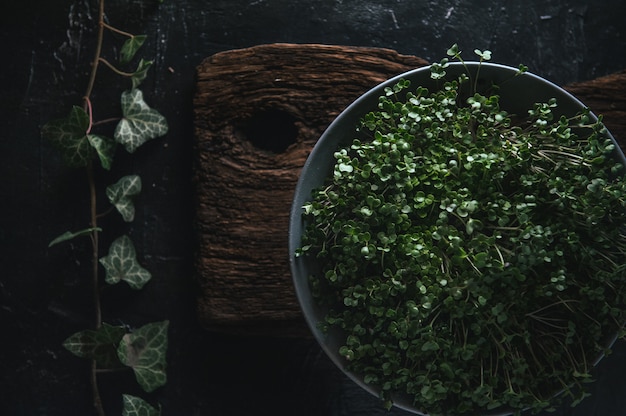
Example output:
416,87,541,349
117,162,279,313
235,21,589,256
117,320,169,393
62,323,126,368
120,35,147,66
41,106,92,167
517,64,529,75
131,59,154,89
48,227,102,247
106,174,142,222
474,48,492,61
99,235,152,289
115,89,168,153
446,43,460,57
122,394,161,416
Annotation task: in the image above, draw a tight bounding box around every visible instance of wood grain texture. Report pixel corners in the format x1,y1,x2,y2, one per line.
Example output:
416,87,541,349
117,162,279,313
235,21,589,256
194,43,626,336
565,69,626,151
193,43,428,335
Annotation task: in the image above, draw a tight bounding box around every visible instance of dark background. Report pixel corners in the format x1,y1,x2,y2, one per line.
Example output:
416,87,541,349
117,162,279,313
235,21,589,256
2,0,626,415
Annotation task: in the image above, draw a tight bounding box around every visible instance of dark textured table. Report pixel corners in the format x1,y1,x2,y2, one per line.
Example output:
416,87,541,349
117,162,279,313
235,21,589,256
2,0,626,415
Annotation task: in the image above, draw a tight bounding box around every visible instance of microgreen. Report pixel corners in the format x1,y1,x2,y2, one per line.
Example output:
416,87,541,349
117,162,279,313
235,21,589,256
298,46,626,415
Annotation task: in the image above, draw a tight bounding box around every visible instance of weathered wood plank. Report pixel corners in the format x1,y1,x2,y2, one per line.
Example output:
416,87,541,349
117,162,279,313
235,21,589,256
193,44,428,335
565,69,626,151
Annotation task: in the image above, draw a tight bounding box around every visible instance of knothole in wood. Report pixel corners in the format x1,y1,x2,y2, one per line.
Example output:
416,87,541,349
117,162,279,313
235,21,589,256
235,108,299,153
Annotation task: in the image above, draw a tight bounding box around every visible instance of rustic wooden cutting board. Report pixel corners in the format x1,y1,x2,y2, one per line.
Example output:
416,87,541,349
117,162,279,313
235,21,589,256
193,43,626,336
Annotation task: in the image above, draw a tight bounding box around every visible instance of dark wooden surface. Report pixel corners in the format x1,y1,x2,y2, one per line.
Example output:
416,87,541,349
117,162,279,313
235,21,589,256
4,0,626,415
194,44,427,335
566,70,626,150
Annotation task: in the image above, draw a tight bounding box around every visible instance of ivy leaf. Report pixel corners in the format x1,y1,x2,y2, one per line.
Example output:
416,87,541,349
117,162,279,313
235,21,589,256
120,35,147,65
41,106,92,167
87,134,116,170
48,227,101,247
118,321,169,393
131,59,153,89
99,235,152,289
106,175,142,222
63,323,126,368
114,89,168,153
122,394,161,416
42,107,116,170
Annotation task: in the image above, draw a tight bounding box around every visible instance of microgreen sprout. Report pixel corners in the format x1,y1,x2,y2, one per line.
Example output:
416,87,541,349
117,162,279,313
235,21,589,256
298,46,626,415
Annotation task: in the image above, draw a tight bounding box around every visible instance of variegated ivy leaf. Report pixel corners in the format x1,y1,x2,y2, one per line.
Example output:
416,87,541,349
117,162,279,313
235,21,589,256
99,235,152,289
122,394,161,416
118,321,169,393
41,106,116,169
120,35,147,65
114,89,168,153
131,59,153,89
87,134,116,170
41,106,92,168
63,323,126,368
106,175,142,222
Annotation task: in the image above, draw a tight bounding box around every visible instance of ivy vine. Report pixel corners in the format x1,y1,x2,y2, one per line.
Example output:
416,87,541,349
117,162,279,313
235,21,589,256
42,1,169,415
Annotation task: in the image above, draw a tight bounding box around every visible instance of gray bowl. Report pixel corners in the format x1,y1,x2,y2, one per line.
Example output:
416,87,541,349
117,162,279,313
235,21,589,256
288,62,624,415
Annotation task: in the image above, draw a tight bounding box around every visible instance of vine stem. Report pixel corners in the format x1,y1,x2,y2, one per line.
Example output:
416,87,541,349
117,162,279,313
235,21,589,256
85,1,106,415
88,161,104,416
84,0,106,103
85,97,93,134
98,57,134,76
88,162,102,330
102,21,134,38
